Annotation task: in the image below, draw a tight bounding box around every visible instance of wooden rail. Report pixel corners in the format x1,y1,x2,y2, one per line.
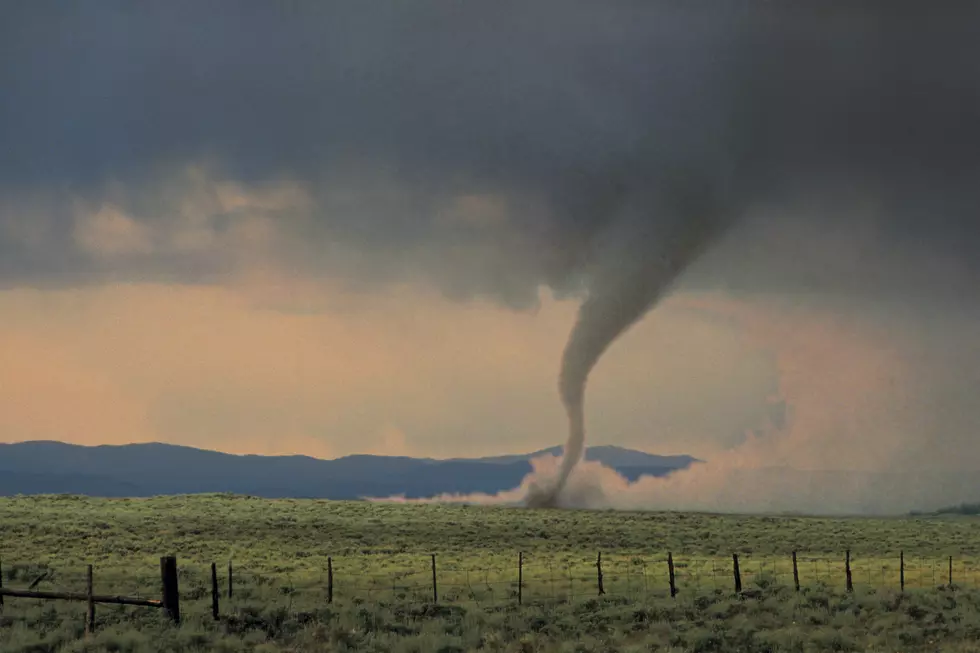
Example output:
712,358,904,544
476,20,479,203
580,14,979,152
0,587,162,607
0,555,181,631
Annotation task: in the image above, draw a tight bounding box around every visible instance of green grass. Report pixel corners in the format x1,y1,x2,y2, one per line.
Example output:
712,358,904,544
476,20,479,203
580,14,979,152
4,494,980,651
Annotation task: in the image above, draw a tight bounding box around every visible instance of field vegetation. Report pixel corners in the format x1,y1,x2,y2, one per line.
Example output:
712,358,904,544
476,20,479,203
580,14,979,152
3,495,980,651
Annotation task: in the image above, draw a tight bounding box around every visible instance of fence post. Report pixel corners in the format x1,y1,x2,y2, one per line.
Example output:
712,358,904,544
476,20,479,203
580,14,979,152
86,565,95,635
792,551,800,592
0,558,4,612
431,554,438,604
228,560,233,600
949,556,953,588
900,551,905,593
596,552,605,596
732,554,742,594
211,563,219,621
160,556,181,625
518,552,523,605
667,553,677,598
845,550,853,593
327,557,334,604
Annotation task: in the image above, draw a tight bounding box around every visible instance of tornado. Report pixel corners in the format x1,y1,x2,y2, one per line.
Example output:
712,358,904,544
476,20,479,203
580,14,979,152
525,182,737,508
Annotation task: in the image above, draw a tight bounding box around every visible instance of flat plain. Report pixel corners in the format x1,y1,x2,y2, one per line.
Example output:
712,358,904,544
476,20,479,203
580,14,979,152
4,495,980,652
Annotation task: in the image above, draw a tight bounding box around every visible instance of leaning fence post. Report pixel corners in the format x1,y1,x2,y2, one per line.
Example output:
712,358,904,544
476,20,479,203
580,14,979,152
733,554,742,594
431,554,438,604
86,565,95,635
211,563,219,621
228,560,233,600
518,552,523,605
949,556,953,588
667,553,677,598
596,552,605,596
327,557,334,604
792,551,800,592
160,556,180,625
845,550,853,593
900,551,905,593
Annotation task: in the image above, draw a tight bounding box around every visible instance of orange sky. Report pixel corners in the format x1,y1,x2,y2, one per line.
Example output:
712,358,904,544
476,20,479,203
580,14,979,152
0,280,776,460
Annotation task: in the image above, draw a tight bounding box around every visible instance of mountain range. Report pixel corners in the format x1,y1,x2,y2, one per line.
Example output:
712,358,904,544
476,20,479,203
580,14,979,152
0,441,698,499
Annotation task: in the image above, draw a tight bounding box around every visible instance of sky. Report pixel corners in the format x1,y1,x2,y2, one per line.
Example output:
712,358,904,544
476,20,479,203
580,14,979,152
2,3,980,511
0,278,777,459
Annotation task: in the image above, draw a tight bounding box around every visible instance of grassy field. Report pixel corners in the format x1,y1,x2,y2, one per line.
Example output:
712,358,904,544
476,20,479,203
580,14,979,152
4,495,980,651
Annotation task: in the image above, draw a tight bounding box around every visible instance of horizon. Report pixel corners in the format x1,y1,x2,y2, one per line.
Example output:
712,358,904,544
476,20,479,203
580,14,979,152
11,438,980,479
6,436,980,517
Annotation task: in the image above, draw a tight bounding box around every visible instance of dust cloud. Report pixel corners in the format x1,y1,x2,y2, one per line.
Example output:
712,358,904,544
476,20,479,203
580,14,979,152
372,293,980,515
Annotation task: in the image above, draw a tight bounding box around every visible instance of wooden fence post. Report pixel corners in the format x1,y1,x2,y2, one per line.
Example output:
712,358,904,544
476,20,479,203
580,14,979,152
431,554,438,604
228,561,233,600
160,556,180,625
792,551,800,592
949,556,953,588
327,557,334,604
732,554,742,593
211,563,219,621
0,558,4,612
845,550,853,593
86,565,95,635
596,552,605,596
518,552,523,606
900,551,905,593
667,553,677,598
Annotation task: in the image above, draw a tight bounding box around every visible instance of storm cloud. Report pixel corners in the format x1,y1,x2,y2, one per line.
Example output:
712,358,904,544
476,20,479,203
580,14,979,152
2,1,979,306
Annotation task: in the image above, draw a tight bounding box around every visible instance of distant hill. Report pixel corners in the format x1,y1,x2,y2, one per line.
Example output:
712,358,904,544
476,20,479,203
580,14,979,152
458,445,699,469
0,441,696,499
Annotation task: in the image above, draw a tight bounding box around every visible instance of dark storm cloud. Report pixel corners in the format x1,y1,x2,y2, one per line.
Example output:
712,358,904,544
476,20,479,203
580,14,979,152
1,1,979,305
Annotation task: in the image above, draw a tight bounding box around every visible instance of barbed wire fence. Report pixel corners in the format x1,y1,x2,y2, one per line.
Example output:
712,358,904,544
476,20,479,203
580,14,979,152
1,550,974,630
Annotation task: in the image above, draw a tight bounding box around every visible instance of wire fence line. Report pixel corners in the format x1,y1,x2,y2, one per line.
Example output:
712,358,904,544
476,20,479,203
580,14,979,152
271,552,976,603
2,550,977,618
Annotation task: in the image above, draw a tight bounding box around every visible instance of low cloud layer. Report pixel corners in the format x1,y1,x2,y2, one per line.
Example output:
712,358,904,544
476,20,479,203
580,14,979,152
3,2,980,304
